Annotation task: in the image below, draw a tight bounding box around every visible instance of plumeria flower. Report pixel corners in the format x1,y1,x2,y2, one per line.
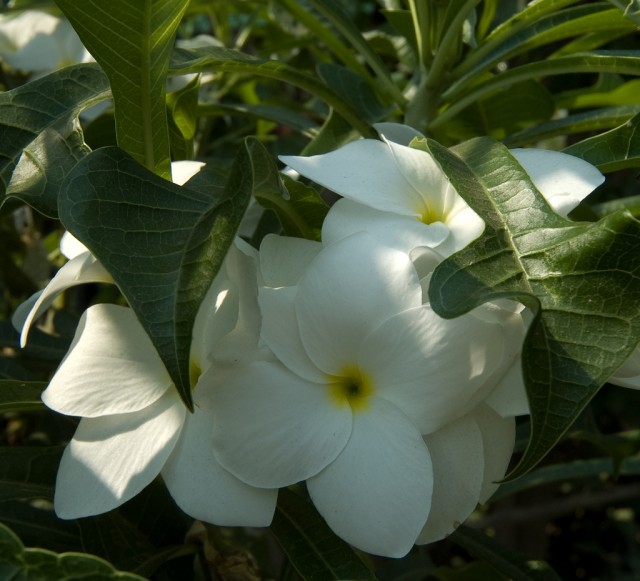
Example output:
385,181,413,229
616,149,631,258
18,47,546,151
0,10,92,77
40,238,277,524
12,161,206,346
280,126,605,261
210,232,525,557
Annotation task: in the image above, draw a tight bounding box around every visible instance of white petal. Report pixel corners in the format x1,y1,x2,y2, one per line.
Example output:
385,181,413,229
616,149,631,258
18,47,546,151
259,234,322,287
434,205,486,256
259,286,326,383
374,122,425,146
361,305,507,434
43,304,172,417
211,361,352,488
511,149,604,217
322,199,449,252
171,160,205,185
608,345,640,390
280,139,424,216
416,413,484,545
296,233,421,374
59,232,88,259
473,404,516,503
307,398,432,558
12,251,112,347
162,404,277,527
54,390,185,519
484,354,530,417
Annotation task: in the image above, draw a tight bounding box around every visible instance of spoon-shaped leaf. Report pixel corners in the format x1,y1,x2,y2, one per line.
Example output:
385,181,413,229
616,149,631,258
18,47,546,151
425,137,640,479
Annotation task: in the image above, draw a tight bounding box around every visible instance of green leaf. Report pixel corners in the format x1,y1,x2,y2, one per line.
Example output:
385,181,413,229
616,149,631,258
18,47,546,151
167,74,200,160
504,105,640,147
0,522,146,581
424,137,640,479
271,489,378,581
449,525,562,581
0,64,110,217
0,380,46,412
255,174,328,241
56,0,191,179
58,144,256,410
434,79,554,143
556,78,640,110
454,4,634,84
563,111,640,171
435,51,640,130
316,63,390,124
169,45,376,139
0,446,60,504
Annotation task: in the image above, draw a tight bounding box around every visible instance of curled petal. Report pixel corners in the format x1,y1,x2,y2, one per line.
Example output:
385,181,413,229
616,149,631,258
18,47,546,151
163,405,277,527
54,390,185,519
212,361,352,488
12,252,112,347
608,345,640,390
43,304,172,417
307,398,432,558
484,354,530,417
416,413,484,545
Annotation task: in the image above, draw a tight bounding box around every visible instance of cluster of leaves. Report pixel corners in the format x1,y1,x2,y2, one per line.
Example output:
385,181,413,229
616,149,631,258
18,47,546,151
1,0,640,579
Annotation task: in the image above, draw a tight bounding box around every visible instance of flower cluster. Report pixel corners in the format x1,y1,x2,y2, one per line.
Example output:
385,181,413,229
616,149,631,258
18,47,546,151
16,128,639,558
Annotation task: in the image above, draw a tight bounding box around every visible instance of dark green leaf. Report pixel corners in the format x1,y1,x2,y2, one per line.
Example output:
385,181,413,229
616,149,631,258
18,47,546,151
58,142,258,409
0,380,46,412
0,64,110,217
56,0,190,179
449,525,562,581
271,489,378,581
169,45,376,139
0,522,146,581
563,111,640,171
0,446,60,503
425,137,640,479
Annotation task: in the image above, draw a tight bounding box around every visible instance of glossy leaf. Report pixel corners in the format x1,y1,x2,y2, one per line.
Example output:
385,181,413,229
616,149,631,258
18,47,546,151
56,0,191,178
425,137,640,479
563,111,640,172
0,64,110,217
0,522,146,581
271,489,378,581
57,142,258,410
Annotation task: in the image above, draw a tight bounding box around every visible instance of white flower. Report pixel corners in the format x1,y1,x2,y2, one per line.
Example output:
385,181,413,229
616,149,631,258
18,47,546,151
210,232,525,557
41,238,277,524
609,346,640,390
12,161,206,346
280,128,605,260
0,10,92,76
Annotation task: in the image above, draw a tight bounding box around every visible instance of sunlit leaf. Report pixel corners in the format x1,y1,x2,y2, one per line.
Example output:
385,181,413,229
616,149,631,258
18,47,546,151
56,0,191,178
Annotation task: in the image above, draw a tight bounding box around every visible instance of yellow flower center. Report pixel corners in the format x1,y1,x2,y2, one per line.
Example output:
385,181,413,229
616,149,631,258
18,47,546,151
327,365,374,412
190,360,202,390
417,201,441,225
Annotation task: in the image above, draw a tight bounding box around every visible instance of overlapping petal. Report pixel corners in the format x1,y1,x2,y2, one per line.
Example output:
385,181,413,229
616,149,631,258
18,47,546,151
259,234,322,287
307,398,433,558
361,305,506,433
295,234,421,374
162,404,277,527
416,413,484,545
43,304,173,417
54,389,185,519
211,360,352,488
